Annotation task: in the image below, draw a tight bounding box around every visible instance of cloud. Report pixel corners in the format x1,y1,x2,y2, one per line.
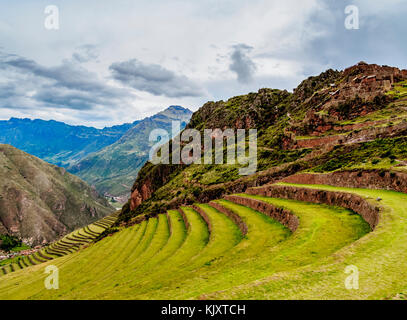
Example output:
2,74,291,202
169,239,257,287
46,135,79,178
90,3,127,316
109,59,204,98
294,0,407,73
0,50,134,111
71,44,99,64
0,0,406,127
229,44,257,84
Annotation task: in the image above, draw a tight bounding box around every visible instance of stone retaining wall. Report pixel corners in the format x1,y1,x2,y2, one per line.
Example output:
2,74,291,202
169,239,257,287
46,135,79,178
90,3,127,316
294,135,344,149
166,212,172,236
223,195,299,232
281,170,407,194
246,185,380,230
192,205,213,235
178,208,190,231
209,202,248,236
291,121,407,150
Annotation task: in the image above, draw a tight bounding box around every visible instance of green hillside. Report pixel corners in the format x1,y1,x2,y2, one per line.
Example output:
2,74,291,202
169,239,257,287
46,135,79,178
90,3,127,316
1,179,406,299
124,63,407,220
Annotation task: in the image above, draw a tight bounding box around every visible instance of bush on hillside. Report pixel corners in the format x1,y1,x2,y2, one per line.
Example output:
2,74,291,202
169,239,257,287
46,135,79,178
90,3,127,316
0,235,22,252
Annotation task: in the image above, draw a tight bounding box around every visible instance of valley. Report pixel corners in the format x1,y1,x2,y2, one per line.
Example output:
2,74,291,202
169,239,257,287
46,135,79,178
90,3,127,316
0,106,192,200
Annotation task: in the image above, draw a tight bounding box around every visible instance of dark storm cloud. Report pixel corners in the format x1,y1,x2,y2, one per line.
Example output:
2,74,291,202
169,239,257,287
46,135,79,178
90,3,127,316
0,51,134,111
109,59,204,98
229,44,257,84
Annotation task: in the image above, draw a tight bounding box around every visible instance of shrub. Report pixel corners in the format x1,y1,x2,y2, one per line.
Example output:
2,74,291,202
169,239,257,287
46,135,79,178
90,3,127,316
0,235,22,251
94,228,119,242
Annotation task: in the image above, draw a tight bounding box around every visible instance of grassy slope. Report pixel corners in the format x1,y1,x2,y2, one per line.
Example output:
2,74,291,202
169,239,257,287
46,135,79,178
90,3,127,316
0,214,118,274
207,184,407,299
0,187,373,299
126,78,407,220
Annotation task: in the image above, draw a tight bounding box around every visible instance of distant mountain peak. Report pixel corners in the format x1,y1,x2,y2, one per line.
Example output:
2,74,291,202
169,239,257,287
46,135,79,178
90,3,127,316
152,105,193,123
166,105,192,112
69,105,193,198
160,105,193,115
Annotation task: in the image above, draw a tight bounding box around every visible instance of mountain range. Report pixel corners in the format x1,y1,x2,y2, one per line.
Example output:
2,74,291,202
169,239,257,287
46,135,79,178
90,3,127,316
0,106,193,199
69,106,192,199
0,117,136,168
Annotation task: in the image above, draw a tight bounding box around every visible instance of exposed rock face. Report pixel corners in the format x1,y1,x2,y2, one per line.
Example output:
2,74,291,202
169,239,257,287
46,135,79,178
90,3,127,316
130,163,184,210
130,180,153,210
246,184,380,230
286,120,407,150
0,144,113,246
289,63,407,137
281,170,407,194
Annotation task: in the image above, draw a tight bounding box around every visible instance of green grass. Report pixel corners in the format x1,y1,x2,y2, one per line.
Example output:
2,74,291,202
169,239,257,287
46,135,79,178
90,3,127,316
1,183,407,299
386,80,407,99
208,183,407,299
0,213,118,276
310,137,407,172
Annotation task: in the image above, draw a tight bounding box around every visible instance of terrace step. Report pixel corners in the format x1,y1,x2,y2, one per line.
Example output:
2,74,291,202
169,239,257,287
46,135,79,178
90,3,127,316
0,212,119,276
3,180,407,300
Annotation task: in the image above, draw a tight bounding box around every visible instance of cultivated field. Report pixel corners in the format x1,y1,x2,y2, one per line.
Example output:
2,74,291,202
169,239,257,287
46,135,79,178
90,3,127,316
1,173,406,300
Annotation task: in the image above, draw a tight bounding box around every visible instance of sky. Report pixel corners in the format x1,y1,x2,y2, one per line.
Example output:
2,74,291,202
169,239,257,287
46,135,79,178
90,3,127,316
0,0,406,128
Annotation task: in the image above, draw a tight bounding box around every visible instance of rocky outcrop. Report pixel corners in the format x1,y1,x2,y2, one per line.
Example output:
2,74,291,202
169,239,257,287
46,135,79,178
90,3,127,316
130,163,184,210
224,195,299,232
130,180,153,210
287,120,407,150
281,170,407,194
186,88,291,131
246,184,380,230
289,63,407,137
